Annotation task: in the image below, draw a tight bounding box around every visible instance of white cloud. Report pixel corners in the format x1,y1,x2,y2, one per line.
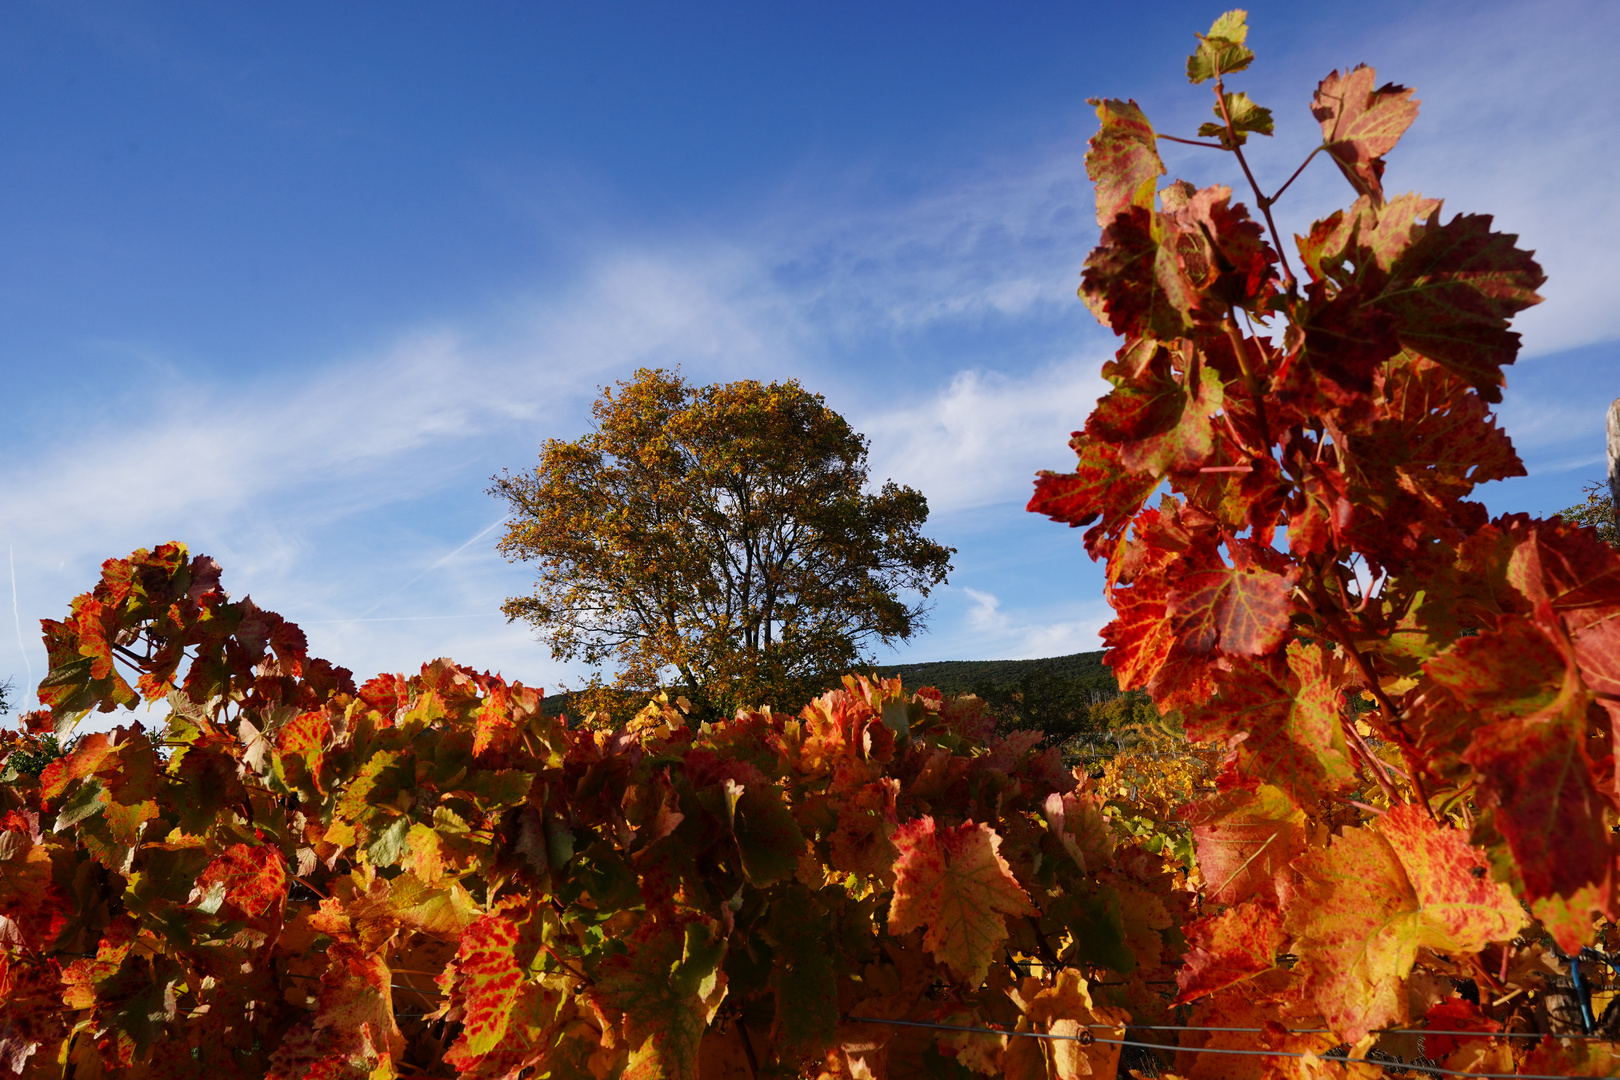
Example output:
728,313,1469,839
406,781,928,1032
919,585,1112,662
0,249,809,708
747,152,1093,339
963,587,1008,634
858,362,1109,515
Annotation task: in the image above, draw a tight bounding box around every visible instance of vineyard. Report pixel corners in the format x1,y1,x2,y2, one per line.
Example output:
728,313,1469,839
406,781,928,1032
6,9,1620,1080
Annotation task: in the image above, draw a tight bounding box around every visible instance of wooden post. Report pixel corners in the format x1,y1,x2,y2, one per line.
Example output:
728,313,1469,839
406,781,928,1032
1610,398,1620,531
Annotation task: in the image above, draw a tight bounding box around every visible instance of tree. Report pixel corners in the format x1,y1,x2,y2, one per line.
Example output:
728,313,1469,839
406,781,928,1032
491,368,953,716
1557,480,1618,547
1552,397,1619,548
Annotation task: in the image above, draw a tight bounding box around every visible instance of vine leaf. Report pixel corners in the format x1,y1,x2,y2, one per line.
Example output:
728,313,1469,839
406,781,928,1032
1185,643,1356,809
1176,897,1283,1002
1311,66,1418,204
1463,689,1613,951
1200,91,1273,148
595,915,729,1080
1380,212,1546,399
1081,207,1198,340
764,887,839,1061
888,817,1035,985
1425,617,1565,717
1176,974,1341,1080
190,842,287,919
1186,10,1254,85
1287,806,1525,1041
1003,970,1129,1080
1187,783,1307,905
1028,434,1162,557
440,912,525,1063
1085,98,1165,227
315,941,403,1061
1091,360,1226,477
731,783,805,886
1168,542,1298,656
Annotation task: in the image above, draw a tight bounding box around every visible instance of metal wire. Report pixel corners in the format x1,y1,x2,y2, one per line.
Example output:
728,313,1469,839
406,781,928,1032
861,1012,1616,1041
1108,1022,1607,1042
846,1016,1617,1080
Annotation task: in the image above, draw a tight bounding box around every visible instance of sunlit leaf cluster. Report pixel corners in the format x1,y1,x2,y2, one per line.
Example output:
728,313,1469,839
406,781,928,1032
0,544,1188,1079
1030,8,1620,1074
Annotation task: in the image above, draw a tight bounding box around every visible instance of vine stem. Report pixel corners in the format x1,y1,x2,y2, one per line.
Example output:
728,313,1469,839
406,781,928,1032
1218,410,1263,460
544,945,592,986
1212,76,1298,292
1267,146,1322,209
1222,314,1273,452
735,1016,762,1079
1340,714,1402,807
1306,588,1439,821
1156,133,1225,150
293,874,328,899
1026,917,1062,977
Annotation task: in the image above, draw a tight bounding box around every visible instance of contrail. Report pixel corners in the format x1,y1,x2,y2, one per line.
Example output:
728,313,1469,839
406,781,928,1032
347,516,510,623
9,546,34,710
301,614,498,625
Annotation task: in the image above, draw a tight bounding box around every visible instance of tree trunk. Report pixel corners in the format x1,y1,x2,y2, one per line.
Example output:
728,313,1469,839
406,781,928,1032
1610,397,1620,533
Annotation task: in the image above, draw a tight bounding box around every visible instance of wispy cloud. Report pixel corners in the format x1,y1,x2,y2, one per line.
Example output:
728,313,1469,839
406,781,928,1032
858,362,1109,515
928,585,1112,662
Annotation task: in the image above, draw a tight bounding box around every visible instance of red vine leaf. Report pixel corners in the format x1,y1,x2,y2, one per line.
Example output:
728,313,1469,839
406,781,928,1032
1188,783,1306,906
1090,360,1226,477
1185,644,1356,808
1463,691,1614,949
191,842,287,919
1287,806,1525,1041
888,817,1036,985
1176,897,1283,1002
1311,66,1418,204
1028,434,1162,557
1081,208,1199,340
1424,618,1565,717
1380,212,1546,400
441,912,524,1063
1168,542,1298,656
1085,98,1164,227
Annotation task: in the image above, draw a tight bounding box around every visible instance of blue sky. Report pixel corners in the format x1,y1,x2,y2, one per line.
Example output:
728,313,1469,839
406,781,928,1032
3,0,1616,712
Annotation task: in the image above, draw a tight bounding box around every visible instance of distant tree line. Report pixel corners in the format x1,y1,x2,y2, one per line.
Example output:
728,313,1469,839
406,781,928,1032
537,650,1158,742
871,650,1156,741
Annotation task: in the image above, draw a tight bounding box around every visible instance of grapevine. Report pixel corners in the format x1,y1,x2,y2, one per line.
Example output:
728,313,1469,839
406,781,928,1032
0,544,1185,1078
1031,9,1620,1075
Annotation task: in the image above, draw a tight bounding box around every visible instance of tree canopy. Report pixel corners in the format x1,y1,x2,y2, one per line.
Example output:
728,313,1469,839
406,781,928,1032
491,368,953,715
1558,480,1619,548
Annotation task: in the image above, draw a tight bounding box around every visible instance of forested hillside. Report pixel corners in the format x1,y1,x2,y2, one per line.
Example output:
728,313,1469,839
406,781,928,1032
542,650,1148,738
870,649,1112,694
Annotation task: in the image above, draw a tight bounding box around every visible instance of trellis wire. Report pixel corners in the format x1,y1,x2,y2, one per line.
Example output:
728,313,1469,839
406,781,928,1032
848,1016,1614,1079
72,955,1620,1070
275,970,1620,1043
